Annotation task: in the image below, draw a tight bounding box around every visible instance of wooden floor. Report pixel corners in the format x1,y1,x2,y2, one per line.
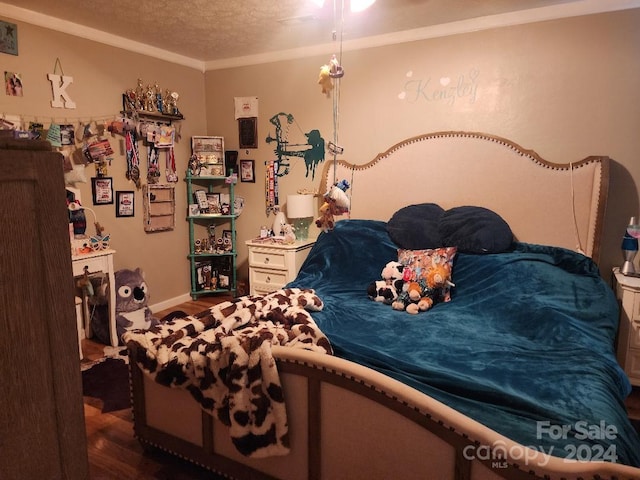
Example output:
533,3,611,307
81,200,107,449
82,296,229,480
81,295,640,479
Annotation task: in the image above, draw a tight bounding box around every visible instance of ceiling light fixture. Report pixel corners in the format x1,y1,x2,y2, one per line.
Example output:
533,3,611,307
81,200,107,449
310,0,376,12
350,0,376,12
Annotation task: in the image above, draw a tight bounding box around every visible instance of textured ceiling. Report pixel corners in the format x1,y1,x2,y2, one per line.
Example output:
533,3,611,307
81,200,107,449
2,0,586,64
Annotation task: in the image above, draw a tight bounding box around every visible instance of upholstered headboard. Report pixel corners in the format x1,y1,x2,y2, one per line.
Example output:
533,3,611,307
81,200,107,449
320,131,609,263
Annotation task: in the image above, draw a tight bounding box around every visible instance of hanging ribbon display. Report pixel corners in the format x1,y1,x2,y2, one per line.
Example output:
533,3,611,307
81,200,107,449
165,147,178,182
125,130,141,189
265,160,278,215
147,144,160,184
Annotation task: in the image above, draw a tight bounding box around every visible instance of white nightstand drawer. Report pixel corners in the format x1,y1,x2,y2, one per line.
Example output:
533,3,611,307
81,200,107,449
250,268,288,293
249,249,288,270
71,254,109,277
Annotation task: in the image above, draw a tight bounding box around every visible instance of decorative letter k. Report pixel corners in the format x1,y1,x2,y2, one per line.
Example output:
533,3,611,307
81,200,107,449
48,73,76,109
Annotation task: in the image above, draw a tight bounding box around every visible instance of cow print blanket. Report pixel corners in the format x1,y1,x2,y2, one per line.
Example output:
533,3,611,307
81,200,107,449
124,288,332,458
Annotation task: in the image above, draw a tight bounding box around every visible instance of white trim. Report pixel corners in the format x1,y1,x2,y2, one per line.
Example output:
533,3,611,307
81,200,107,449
149,293,193,315
3,0,639,71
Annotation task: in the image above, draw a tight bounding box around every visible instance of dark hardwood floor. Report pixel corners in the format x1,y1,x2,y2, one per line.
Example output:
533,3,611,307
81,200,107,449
81,295,229,480
81,295,640,479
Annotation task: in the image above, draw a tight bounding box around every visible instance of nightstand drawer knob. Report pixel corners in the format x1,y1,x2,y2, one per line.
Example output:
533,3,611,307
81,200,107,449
266,276,271,283
265,257,270,264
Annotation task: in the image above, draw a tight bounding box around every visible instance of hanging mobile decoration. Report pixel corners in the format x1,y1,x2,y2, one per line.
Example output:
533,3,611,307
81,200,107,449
165,147,178,182
125,130,141,189
315,0,351,230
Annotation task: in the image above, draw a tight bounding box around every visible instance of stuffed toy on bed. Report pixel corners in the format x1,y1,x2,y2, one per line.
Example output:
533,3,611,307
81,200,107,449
392,263,454,314
367,260,404,304
114,268,159,344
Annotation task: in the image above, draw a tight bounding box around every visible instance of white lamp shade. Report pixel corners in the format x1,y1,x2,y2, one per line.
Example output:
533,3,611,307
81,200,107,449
287,194,315,218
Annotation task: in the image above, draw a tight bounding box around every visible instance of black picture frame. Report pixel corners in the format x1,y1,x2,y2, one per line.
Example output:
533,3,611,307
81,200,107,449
115,190,135,217
240,159,255,183
238,117,257,149
91,177,114,205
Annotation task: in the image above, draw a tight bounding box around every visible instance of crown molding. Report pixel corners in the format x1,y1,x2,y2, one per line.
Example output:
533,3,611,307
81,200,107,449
2,0,639,73
0,2,206,72
205,0,640,70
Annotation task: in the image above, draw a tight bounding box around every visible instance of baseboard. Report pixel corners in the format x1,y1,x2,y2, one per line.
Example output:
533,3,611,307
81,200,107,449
149,293,192,314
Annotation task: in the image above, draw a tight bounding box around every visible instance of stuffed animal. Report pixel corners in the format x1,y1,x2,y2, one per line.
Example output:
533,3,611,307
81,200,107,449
318,64,333,96
367,261,404,304
392,281,423,313
315,180,350,232
392,263,455,314
282,223,296,244
114,268,159,344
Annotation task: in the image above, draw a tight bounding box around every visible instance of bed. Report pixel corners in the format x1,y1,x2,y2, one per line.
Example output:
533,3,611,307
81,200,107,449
126,131,640,479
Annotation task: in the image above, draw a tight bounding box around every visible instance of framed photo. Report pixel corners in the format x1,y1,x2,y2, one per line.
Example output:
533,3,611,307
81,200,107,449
240,159,255,183
0,21,18,56
188,203,200,216
238,117,257,149
222,230,233,251
193,190,209,212
206,193,221,214
191,136,225,172
209,164,225,177
115,191,135,217
91,177,113,205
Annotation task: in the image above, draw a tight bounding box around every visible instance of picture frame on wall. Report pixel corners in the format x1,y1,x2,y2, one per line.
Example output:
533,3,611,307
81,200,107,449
238,117,257,149
115,191,135,217
91,177,114,205
0,21,18,56
191,136,225,175
240,159,255,183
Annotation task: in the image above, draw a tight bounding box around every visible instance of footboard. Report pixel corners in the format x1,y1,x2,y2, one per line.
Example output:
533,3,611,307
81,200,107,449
128,345,640,480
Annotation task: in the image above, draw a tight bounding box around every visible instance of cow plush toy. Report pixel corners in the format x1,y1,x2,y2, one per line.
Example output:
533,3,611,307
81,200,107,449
367,261,405,304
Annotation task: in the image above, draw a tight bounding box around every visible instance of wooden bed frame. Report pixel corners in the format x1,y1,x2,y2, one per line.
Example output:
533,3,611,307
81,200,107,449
128,132,640,479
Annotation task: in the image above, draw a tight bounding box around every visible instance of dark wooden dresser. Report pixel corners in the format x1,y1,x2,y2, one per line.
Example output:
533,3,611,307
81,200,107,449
0,138,89,479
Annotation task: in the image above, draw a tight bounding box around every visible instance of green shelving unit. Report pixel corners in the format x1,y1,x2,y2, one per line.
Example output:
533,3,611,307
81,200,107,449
185,170,237,300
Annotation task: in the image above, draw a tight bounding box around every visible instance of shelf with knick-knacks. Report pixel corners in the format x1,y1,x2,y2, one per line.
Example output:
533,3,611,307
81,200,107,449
121,78,184,121
185,156,237,299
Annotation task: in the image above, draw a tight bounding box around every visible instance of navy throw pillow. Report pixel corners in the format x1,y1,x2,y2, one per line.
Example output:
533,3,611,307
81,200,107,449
439,206,513,254
386,203,444,249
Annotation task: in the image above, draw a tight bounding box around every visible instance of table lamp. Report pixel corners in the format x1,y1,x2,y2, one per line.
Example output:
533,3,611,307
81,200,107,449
621,216,639,275
287,194,315,240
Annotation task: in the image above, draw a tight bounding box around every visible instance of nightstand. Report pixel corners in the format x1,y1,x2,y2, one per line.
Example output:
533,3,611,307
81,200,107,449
613,267,640,386
246,238,316,295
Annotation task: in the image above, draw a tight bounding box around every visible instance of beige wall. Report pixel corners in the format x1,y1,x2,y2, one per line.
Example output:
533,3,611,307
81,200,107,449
207,9,640,282
2,9,639,307
0,20,206,306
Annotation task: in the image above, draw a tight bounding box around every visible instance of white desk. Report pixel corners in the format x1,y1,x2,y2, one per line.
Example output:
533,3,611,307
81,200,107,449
72,249,117,346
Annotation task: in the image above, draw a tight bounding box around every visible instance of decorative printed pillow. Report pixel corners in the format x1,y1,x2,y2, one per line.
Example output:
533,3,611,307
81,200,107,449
397,246,457,302
386,203,444,249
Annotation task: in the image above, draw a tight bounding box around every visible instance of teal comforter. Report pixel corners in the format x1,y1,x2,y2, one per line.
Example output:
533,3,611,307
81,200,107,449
288,219,640,467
